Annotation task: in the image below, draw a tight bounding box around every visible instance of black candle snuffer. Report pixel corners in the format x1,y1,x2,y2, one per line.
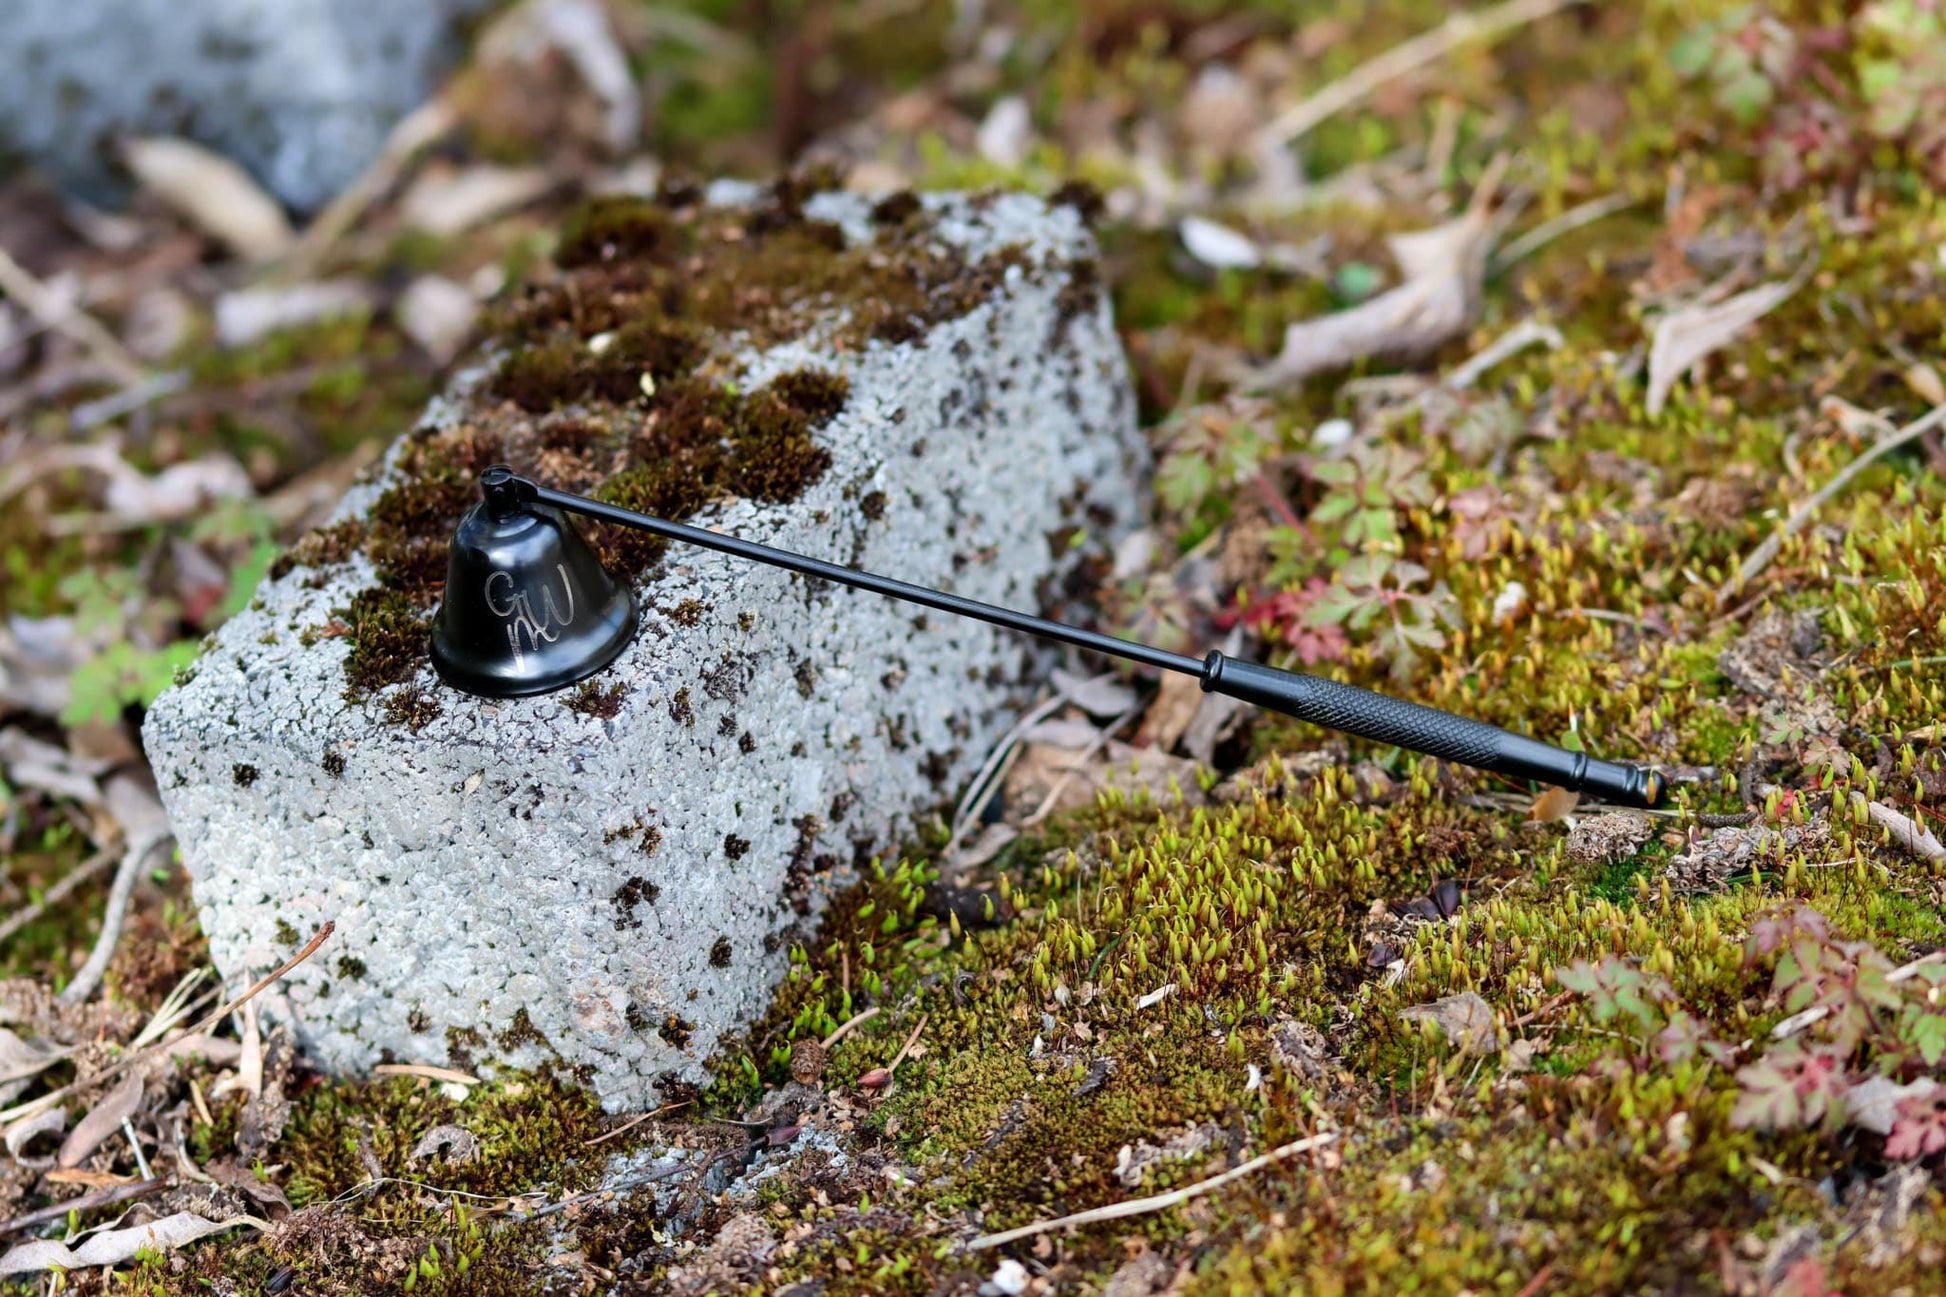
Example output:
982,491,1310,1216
430,465,1663,808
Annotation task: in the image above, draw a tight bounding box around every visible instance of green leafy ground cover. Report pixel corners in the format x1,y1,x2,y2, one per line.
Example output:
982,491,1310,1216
4,0,1946,1292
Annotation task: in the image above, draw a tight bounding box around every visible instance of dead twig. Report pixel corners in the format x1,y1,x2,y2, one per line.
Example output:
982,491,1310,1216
280,98,458,279
1491,192,1635,273
1257,0,1583,149
0,846,118,948
0,1178,165,1236
0,247,147,386
0,923,334,1125
966,1130,1337,1250
580,1100,694,1148
1513,1262,1558,1297
58,833,172,1006
371,1063,480,1086
1718,402,1946,607
821,1006,881,1050
884,1013,929,1078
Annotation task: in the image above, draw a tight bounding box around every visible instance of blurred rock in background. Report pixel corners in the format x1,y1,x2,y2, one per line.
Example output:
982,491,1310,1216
0,0,495,213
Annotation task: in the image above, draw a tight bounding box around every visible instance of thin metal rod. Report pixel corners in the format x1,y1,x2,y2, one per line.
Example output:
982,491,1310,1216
533,486,1206,677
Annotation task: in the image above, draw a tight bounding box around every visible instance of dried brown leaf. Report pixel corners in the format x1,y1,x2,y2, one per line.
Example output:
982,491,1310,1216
1050,669,1139,718
236,1028,294,1161
120,137,293,263
1644,275,1802,417
1259,211,1492,388
400,165,555,237
1133,672,1204,754
1528,786,1581,824
409,1124,482,1165
56,1072,142,1169
0,1210,260,1274
4,1106,66,1167
1399,991,1501,1055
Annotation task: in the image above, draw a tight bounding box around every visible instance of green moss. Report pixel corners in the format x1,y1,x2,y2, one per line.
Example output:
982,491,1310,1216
338,588,427,698
554,196,674,268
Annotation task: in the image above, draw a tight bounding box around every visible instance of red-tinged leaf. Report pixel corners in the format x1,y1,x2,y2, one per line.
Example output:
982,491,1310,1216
1730,1042,1848,1131
1746,905,1833,962
1657,1009,1734,1068
1886,1089,1946,1160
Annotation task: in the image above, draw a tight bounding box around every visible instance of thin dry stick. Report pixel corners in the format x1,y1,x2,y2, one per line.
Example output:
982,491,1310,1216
0,1177,165,1236
0,247,146,386
1718,402,1946,607
581,1100,694,1148
947,692,1065,851
821,1006,881,1050
966,1131,1339,1251
0,922,334,1125
1513,1262,1558,1297
372,1063,481,1086
0,846,117,948
885,1013,928,1076
280,98,458,279
1491,191,1635,272
59,833,171,1006
1257,0,1583,148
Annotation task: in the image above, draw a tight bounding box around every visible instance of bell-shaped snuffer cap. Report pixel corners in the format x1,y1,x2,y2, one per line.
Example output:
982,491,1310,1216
430,466,637,697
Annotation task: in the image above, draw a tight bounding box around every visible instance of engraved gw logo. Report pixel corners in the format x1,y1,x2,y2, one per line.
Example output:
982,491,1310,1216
484,565,576,669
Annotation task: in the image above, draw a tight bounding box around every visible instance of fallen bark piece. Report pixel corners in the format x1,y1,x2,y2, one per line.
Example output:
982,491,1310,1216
144,187,1144,1109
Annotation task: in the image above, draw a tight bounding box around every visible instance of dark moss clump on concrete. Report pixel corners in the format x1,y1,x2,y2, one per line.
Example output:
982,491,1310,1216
380,685,442,731
870,189,923,225
267,519,363,583
231,763,259,788
564,680,627,718
337,588,426,698
553,195,674,269
280,181,1063,723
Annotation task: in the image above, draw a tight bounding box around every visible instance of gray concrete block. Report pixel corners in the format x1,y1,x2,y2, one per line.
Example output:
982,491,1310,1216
142,189,1143,1107
0,0,489,212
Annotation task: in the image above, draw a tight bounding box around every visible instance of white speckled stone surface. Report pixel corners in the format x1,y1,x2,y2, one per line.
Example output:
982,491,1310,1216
142,190,1143,1107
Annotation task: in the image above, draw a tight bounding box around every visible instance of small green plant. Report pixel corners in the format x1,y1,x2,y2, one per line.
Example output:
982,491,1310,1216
1303,554,1461,683
1153,398,1278,534
1305,443,1434,552
55,570,201,724
62,642,203,725
1856,1,1946,156
1667,5,1797,125
1559,904,1946,1159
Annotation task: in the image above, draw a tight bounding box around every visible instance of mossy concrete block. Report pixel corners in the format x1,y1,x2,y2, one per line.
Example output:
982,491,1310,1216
143,189,1142,1107
0,0,489,212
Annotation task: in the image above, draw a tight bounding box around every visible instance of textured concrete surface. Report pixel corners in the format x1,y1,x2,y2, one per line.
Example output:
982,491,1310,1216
143,190,1144,1107
0,0,488,212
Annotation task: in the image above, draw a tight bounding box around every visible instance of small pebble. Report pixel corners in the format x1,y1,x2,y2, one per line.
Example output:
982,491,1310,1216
1313,418,1354,447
